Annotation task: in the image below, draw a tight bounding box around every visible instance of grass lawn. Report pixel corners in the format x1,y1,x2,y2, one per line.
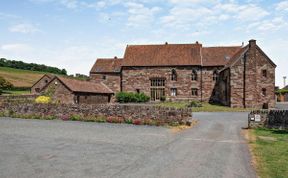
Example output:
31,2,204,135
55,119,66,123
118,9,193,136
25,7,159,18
249,128,288,178
157,101,252,112
1,90,31,95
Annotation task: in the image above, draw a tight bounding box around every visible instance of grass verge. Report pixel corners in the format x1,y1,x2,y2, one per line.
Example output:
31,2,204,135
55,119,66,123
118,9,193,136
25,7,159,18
1,90,30,95
157,101,252,112
247,128,288,178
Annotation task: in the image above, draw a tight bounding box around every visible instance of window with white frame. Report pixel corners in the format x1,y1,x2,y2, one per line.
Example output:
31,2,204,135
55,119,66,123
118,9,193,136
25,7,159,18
171,88,177,96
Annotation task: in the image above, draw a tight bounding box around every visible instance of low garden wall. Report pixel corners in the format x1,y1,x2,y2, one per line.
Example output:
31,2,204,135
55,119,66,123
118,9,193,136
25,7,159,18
0,103,192,126
248,110,288,130
0,94,38,104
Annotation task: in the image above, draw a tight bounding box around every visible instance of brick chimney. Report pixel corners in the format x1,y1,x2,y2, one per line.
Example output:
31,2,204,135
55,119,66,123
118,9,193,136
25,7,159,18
249,39,256,48
248,39,257,61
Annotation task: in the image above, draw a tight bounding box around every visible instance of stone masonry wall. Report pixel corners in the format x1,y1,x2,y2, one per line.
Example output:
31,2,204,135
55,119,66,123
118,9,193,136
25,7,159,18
122,66,205,101
213,68,230,106
77,94,110,104
230,41,276,108
0,103,192,123
42,78,75,104
248,110,288,130
255,47,276,108
31,75,52,94
90,73,121,93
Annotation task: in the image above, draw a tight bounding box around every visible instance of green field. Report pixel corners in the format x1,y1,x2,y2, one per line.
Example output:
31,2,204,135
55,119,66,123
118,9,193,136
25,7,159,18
0,67,47,88
157,101,252,112
250,129,288,178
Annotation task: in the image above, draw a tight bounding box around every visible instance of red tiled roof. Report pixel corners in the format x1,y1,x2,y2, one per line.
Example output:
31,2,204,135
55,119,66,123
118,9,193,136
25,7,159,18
90,58,122,73
202,46,242,66
122,44,202,66
57,76,113,94
224,45,249,68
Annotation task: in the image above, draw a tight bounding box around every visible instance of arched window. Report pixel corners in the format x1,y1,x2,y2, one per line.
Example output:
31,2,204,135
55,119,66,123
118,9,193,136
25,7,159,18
171,69,177,81
213,71,218,81
191,70,197,81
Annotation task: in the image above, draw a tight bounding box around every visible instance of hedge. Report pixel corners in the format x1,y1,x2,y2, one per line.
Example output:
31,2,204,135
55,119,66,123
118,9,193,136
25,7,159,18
116,92,150,103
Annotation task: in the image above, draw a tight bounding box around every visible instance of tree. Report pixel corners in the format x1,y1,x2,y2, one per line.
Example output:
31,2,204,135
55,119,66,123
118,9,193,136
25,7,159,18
0,76,13,90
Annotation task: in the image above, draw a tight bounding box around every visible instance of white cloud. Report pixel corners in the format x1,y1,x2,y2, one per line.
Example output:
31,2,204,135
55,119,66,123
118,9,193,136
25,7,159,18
276,1,288,11
236,4,269,21
125,2,161,27
246,17,288,32
161,2,269,29
9,23,40,34
0,44,33,52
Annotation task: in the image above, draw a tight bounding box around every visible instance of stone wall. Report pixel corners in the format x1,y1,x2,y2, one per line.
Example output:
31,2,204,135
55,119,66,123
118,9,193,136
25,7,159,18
0,95,38,104
213,68,230,106
77,94,111,104
122,66,217,101
90,73,121,93
42,77,75,104
31,75,52,94
248,110,288,130
229,41,275,108
0,103,192,123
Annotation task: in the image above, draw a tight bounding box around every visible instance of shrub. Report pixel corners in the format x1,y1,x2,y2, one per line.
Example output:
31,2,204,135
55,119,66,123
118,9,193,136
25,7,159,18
70,114,82,121
35,96,51,104
44,115,56,120
186,101,202,108
124,118,133,124
116,92,150,103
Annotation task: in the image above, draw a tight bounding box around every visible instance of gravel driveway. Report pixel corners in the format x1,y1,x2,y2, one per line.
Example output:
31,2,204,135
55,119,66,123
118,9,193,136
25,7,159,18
0,112,255,178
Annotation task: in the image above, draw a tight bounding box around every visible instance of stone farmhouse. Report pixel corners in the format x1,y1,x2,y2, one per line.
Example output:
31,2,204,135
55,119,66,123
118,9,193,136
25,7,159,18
90,40,276,108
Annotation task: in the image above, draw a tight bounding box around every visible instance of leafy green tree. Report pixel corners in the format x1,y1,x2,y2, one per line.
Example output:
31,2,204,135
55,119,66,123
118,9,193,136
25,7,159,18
0,76,13,95
0,58,68,75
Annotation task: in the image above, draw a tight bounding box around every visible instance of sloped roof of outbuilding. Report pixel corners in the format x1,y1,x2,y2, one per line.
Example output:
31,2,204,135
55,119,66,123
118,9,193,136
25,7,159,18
42,76,113,94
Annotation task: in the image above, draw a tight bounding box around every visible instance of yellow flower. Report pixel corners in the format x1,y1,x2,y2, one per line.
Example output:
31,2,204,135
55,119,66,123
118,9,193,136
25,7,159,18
35,96,51,104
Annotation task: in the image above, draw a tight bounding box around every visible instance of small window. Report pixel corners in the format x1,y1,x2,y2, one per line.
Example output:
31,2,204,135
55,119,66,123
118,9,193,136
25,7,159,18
136,89,140,93
45,80,48,83
171,88,177,96
262,88,267,96
171,69,177,81
192,88,198,96
213,71,218,81
262,70,267,77
191,70,197,81
35,88,40,92
102,75,106,80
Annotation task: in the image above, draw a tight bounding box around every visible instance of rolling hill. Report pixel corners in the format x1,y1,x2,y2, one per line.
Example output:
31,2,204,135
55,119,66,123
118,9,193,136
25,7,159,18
0,67,49,88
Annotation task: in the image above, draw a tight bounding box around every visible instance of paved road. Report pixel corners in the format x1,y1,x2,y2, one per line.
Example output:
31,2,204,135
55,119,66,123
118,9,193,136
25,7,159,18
0,113,255,178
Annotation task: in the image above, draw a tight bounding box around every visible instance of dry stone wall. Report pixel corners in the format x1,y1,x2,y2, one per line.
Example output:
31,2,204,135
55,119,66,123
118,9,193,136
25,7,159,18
0,103,192,123
248,110,288,130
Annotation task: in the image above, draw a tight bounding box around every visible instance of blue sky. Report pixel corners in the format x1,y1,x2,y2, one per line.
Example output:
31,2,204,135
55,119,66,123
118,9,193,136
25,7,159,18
0,0,287,87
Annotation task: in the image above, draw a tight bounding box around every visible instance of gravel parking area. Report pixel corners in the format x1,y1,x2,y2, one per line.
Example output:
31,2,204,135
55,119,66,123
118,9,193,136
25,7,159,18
0,113,255,178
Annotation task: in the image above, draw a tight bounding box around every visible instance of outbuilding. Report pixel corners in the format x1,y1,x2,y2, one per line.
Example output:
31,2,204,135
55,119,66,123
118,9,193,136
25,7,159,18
31,74,54,94
40,76,113,104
